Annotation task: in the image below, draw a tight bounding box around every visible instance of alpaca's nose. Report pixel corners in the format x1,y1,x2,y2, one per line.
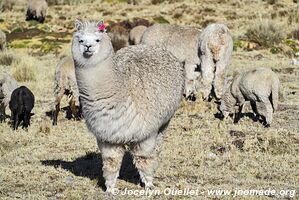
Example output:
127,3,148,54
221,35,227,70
85,44,92,49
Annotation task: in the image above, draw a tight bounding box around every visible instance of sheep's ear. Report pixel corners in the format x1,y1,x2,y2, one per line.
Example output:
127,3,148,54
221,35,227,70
97,20,106,32
74,19,83,31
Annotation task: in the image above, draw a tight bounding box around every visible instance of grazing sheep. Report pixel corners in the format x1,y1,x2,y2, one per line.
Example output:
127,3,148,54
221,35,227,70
0,74,18,123
52,56,81,125
0,30,6,51
9,86,35,130
141,23,201,99
26,0,48,23
72,20,184,192
199,23,233,100
219,68,280,126
129,25,147,45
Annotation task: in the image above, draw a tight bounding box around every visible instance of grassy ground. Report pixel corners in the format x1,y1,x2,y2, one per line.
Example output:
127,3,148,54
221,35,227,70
0,0,298,199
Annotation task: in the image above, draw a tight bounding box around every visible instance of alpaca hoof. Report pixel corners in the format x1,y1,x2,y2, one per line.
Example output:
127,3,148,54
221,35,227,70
145,183,155,190
105,187,118,195
264,123,270,128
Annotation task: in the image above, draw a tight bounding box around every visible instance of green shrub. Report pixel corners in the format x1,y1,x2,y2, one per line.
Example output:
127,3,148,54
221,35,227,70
246,19,286,48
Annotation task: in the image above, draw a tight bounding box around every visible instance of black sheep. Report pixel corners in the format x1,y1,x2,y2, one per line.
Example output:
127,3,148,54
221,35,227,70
9,86,35,130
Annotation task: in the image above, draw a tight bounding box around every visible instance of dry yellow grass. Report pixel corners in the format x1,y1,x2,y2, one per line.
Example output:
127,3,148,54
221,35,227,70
0,0,299,199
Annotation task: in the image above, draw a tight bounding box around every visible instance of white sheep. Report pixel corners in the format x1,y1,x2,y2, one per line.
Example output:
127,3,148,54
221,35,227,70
219,67,280,126
0,30,6,51
129,25,147,45
141,23,201,99
0,73,18,122
26,0,48,23
72,20,184,192
199,23,233,100
52,56,81,125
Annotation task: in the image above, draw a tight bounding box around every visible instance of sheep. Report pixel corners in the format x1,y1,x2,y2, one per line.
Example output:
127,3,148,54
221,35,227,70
72,20,185,192
52,56,81,126
129,25,147,45
141,23,201,100
0,73,18,123
199,23,233,101
26,0,48,23
9,86,35,130
0,30,6,51
219,67,280,127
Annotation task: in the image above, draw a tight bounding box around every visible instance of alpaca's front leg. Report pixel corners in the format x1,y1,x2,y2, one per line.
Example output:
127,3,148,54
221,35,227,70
97,140,125,193
131,134,158,189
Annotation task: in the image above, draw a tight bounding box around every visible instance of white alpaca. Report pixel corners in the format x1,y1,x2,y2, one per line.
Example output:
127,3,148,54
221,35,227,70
141,24,201,99
72,20,184,192
199,23,233,100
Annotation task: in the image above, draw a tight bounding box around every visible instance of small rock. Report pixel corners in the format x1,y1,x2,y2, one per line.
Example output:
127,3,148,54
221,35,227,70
291,58,299,65
65,176,74,186
207,152,217,160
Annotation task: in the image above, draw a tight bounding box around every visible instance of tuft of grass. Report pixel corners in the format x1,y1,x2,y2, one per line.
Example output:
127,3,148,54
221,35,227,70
151,0,165,4
11,58,36,82
263,0,278,4
246,19,286,48
0,51,17,66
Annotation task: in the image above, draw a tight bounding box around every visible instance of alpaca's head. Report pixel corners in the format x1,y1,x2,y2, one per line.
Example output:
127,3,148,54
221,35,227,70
72,19,113,66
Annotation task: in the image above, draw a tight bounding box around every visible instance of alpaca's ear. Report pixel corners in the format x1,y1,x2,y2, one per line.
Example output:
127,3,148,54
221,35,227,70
74,19,83,31
97,20,106,32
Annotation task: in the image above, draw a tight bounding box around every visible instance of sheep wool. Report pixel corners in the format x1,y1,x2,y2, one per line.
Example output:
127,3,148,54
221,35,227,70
26,0,48,23
220,67,280,126
0,73,18,122
129,25,147,45
52,56,81,125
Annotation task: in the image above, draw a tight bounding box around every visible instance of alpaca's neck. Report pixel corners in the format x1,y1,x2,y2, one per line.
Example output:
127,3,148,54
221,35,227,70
76,56,123,102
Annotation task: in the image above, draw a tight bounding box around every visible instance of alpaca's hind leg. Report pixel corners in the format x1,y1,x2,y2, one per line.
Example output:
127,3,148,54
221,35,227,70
214,60,227,100
98,141,125,193
200,55,215,101
131,134,158,189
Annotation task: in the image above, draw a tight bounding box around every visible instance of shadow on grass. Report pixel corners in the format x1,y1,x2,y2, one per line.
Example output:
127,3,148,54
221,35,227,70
214,111,266,125
41,151,140,190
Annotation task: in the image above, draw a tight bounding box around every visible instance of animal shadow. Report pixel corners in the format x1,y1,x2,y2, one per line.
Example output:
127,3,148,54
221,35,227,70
41,151,140,190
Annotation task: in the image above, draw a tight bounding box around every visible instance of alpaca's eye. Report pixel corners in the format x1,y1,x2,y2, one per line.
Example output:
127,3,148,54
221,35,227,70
79,40,84,43
96,39,100,43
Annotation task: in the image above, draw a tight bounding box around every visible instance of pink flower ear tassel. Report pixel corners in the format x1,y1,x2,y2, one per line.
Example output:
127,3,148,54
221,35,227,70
98,23,106,32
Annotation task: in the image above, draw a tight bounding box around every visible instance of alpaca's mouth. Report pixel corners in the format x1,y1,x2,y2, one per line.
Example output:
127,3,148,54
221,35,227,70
83,51,94,58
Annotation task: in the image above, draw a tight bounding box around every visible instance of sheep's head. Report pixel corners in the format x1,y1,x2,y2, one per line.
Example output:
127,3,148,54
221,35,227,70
72,19,113,65
218,86,236,118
